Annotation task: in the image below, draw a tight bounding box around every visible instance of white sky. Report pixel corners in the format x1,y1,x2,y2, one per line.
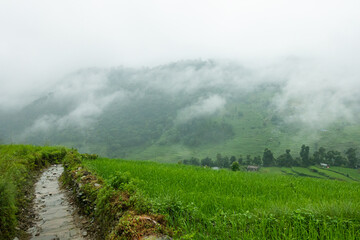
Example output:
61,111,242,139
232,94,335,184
1,0,360,108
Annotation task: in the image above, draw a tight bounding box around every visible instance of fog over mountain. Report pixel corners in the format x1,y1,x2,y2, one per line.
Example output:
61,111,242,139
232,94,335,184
10,59,360,133
0,59,359,161
1,1,360,160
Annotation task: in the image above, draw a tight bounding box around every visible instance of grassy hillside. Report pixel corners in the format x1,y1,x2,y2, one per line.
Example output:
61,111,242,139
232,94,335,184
127,99,360,163
84,158,360,239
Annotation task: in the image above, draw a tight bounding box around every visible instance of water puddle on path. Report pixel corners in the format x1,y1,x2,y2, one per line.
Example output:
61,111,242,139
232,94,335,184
28,165,87,240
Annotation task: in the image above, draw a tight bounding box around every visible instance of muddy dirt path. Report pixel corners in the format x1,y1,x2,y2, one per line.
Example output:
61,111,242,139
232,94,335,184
28,165,87,240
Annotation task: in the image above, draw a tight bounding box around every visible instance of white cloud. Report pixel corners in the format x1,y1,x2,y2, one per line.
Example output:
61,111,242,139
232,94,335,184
22,89,125,138
273,61,360,127
176,95,226,123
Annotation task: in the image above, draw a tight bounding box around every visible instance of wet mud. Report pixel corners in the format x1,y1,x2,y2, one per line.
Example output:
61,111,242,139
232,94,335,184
28,165,87,240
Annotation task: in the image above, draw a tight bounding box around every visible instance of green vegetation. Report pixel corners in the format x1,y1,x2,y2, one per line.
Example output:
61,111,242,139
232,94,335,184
330,167,360,181
308,167,357,182
85,158,360,239
1,144,360,239
291,167,326,179
0,145,172,239
0,145,67,240
182,145,359,173
258,166,360,183
61,149,173,239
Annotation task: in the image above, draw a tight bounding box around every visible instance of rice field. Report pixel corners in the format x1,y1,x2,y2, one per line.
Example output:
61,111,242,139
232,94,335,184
84,158,360,239
291,167,327,179
308,166,356,182
329,167,360,181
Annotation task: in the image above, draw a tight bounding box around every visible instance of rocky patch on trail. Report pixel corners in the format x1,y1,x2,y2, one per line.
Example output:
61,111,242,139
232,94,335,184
28,165,88,240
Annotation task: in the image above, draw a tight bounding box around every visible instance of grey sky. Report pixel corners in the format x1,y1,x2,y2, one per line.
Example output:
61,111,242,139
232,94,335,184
1,0,360,108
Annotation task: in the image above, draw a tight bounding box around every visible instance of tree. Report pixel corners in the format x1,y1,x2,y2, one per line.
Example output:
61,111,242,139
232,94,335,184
262,148,275,167
277,149,294,167
345,148,358,168
201,157,213,167
244,155,253,165
300,145,311,166
238,155,244,165
215,153,223,167
253,156,263,166
231,161,240,171
230,156,237,165
294,157,302,166
332,151,348,166
189,157,200,166
313,147,326,164
183,159,190,165
223,156,230,168
325,150,347,166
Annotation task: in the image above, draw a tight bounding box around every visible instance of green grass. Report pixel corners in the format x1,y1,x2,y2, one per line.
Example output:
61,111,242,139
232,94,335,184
291,167,326,179
84,158,360,239
309,166,357,182
329,167,360,181
0,145,67,239
261,166,358,182
259,167,286,174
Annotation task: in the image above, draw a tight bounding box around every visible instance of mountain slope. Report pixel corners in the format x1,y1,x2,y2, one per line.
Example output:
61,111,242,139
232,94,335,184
1,60,360,162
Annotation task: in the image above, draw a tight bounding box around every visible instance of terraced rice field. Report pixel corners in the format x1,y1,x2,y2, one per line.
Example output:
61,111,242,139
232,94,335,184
84,158,360,239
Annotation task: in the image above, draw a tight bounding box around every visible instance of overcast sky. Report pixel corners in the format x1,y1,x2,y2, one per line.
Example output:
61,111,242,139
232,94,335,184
1,0,360,108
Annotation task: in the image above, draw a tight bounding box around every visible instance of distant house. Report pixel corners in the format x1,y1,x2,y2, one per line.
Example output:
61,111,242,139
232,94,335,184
320,163,329,168
247,165,260,172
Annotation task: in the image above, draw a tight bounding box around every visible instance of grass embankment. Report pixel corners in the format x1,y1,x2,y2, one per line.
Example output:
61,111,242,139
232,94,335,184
85,158,360,239
0,145,67,240
61,151,173,239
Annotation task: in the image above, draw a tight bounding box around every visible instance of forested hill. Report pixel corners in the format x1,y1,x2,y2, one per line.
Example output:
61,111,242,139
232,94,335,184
1,60,360,162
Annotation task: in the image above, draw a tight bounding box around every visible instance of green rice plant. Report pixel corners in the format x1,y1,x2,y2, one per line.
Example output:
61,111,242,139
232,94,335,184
310,166,356,182
291,167,326,179
84,158,360,239
328,167,360,182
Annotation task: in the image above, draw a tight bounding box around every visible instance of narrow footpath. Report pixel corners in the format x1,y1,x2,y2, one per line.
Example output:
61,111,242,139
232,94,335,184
28,165,87,240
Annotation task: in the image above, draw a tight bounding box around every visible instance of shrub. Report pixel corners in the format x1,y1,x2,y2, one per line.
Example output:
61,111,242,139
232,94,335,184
231,161,240,171
109,171,131,190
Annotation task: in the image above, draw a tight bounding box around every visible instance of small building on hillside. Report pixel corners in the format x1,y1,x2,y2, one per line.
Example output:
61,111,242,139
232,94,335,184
247,165,260,172
320,163,329,168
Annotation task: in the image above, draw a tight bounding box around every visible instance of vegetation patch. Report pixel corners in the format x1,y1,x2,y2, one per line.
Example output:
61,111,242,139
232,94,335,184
0,145,68,240
62,151,173,239
85,158,360,239
2,144,360,239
